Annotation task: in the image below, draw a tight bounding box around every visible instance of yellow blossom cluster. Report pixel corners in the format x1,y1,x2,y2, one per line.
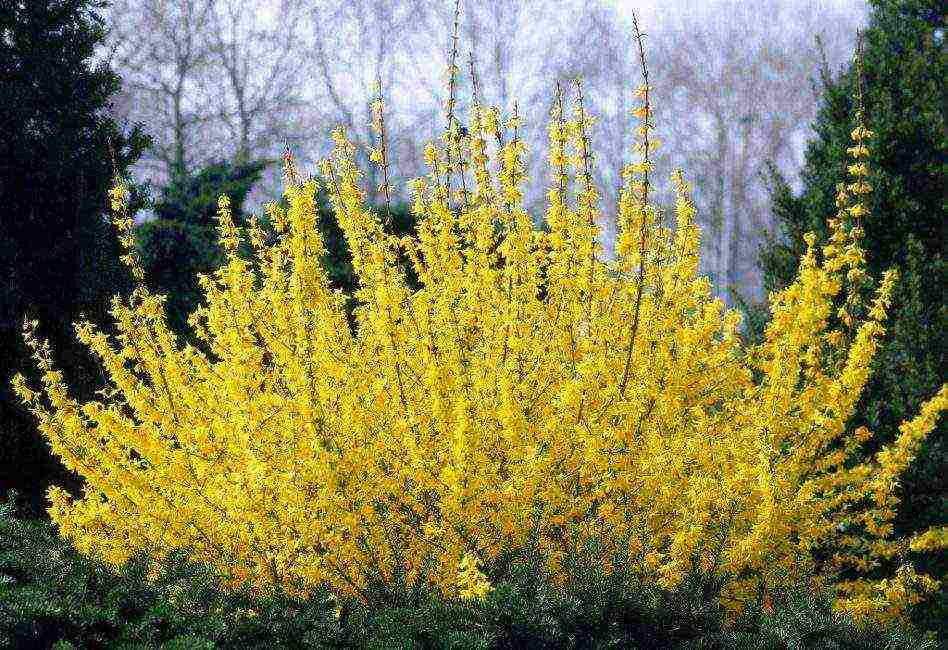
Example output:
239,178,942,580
456,553,491,600
13,51,946,623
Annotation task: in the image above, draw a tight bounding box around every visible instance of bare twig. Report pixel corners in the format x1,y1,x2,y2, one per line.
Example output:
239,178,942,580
618,11,652,400
443,0,463,206
372,76,394,231
468,50,480,108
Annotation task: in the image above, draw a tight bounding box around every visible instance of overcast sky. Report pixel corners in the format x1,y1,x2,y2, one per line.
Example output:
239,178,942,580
605,0,867,22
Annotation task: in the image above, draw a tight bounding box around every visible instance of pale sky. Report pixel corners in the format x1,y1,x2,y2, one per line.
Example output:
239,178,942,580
605,0,866,19
604,0,868,33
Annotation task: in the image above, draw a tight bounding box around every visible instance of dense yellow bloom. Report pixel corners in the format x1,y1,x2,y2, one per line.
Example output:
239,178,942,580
851,125,874,142
457,553,492,600
909,527,948,553
14,62,945,623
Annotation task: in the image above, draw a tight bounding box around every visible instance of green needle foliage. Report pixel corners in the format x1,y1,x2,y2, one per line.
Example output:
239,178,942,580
136,161,416,336
0,492,341,649
136,160,267,335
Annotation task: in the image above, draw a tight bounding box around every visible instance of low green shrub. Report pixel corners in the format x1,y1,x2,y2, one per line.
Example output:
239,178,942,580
0,492,339,649
0,493,936,649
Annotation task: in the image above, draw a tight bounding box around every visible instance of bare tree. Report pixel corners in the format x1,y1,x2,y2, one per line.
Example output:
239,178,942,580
105,0,866,295
109,0,217,177
205,0,307,165
200,0,309,202
646,0,865,302
305,0,430,203
108,0,308,191
561,0,864,299
303,0,612,204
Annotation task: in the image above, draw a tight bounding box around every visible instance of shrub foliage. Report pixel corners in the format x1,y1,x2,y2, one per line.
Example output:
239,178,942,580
756,1,946,634
12,23,946,628
1,494,936,649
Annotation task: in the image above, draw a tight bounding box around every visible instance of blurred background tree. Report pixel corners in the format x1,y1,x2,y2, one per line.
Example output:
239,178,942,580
106,0,866,307
0,0,149,516
754,0,946,635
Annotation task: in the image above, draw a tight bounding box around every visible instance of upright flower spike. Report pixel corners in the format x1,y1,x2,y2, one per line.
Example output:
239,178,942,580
835,36,875,333
12,15,946,625
440,0,467,211
617,10,655,400
109,180,145,284
370,78,394,230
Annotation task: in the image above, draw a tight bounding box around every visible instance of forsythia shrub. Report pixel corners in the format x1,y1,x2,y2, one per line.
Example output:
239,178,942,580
13,29,946,627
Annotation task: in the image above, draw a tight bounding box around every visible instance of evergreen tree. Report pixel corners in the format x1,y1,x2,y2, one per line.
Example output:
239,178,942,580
136,160,266,334
756,0,946,635
0,0,148,515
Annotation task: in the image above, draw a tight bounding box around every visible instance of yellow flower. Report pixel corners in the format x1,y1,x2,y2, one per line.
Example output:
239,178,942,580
12,38,943,626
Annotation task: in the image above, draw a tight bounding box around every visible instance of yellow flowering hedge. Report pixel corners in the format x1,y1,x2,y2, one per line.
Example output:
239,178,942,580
13,53,946,623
